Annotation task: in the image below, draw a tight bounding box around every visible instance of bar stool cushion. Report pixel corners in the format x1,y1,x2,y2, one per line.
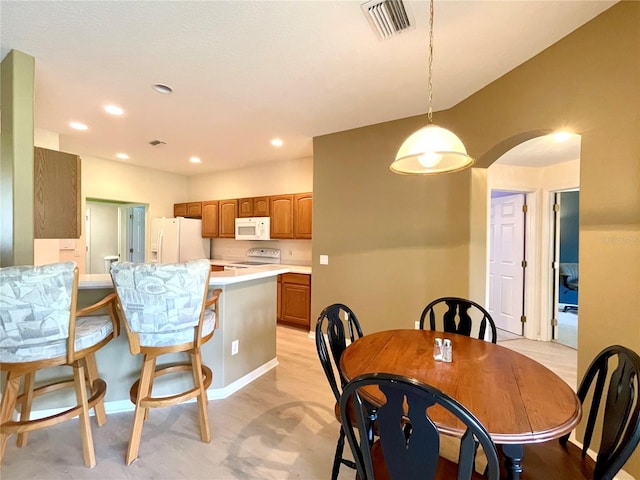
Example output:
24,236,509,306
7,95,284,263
0,263,114,363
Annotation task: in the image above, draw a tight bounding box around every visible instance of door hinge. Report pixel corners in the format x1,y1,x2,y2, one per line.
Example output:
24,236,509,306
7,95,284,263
129,248,134,253
521,260,527,268
551,318,558,327
522,204,528,213
553,203,560,212
521,315,527,323
130,214,134,219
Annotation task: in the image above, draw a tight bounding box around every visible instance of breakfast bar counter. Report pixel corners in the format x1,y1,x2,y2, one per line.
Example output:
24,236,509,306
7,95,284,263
29,266,289,416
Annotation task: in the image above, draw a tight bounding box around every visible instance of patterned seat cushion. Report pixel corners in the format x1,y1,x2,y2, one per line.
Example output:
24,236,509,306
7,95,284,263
111,259,212,348
1,314,115,363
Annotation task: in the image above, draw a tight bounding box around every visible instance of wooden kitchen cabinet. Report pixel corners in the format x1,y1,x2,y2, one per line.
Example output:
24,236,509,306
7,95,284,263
278,273,311,330
219,199,238,238
293,193,312,239
174,202,202,218
34,147,82,239
239,196,270,218
270,195,294,239
201,201,219,238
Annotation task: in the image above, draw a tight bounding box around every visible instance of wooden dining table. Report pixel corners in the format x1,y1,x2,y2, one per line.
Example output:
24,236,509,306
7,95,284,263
339,329,582,480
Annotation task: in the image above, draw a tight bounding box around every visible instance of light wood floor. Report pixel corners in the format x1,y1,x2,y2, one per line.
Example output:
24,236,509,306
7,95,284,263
1,326,577,479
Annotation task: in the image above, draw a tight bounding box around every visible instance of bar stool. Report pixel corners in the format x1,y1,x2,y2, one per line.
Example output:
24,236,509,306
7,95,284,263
0,262,119,468
110,259,221,465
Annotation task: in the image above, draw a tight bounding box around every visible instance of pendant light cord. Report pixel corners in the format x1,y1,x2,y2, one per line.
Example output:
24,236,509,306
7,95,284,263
427,0,434,124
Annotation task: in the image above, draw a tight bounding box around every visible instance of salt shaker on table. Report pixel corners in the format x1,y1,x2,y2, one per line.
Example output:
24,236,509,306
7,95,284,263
442,339,452,363
433,337,443,361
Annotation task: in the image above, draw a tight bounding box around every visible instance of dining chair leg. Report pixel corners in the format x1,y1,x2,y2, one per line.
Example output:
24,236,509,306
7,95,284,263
126,354,155,465
0,372,22,463
190,350,211,443
331,427,347,480
73,361,96,468
84,354,107,426
16,372,34,447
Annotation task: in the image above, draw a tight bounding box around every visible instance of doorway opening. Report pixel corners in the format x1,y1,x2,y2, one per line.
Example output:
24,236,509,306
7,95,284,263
485,131,581,342
85,199,147,274
551,190,579,349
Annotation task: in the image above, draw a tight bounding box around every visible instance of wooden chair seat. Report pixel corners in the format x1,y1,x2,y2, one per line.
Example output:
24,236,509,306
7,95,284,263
368,440,490,480
498,441,595,479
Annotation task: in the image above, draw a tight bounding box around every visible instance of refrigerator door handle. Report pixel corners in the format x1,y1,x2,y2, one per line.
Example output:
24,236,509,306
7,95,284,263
158,231,163,264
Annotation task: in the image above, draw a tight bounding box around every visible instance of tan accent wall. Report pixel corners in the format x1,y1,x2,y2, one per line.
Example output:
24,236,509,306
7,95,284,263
313,2,639,474
0,50,35,266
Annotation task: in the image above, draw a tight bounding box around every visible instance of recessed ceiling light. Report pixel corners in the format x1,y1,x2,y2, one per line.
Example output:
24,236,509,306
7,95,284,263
104,104,124,115
116,153,129,160
552,131,572,142
70,121,88,131
152,83,173,94
270,138,284,147
190,156,201,164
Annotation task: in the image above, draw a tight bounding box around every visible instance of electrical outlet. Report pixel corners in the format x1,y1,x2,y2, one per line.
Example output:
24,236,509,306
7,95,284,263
415,321,420,330
231,340,239,355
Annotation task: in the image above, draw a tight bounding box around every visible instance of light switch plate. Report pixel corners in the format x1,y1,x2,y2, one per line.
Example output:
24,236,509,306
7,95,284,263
319,255,329,265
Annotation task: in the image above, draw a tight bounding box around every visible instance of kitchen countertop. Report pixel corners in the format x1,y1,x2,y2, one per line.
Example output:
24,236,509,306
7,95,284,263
210,260,312,275
79,262,310,289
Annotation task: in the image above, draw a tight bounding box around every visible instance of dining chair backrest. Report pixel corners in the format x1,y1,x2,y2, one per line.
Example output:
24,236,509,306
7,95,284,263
419,296,497,343
340,372,500,480
569,345,640,480
315,303,364,401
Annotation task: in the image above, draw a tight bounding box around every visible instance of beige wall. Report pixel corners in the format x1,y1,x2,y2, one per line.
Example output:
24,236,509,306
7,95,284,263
313,2,639,474
188,156,313,200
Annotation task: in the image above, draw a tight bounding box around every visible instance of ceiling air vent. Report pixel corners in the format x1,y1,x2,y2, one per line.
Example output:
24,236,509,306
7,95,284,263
361,0,414,40
149,140,166,146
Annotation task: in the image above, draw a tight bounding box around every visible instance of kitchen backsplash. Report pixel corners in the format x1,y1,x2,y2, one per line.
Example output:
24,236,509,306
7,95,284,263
211,238,312,266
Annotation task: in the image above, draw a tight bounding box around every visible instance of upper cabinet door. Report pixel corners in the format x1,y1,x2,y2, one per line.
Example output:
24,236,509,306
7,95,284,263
186,202,202,217
219,199,238,238
238,198,254,218
270,195,294,239
34,147,81,239
201,201,219,238
294,193,312,239
253,196,270,217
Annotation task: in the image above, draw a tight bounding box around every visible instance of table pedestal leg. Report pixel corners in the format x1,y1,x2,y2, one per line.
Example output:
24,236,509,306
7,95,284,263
502,444,524,480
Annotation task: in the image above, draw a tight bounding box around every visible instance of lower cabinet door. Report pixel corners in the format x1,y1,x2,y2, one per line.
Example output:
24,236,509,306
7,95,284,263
280,282,310,329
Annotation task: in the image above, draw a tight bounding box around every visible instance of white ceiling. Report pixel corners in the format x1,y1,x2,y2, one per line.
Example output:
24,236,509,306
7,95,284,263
1,0,614,175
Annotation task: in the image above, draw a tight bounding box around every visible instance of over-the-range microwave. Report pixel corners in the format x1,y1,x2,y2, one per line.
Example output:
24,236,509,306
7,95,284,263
235,217,271,241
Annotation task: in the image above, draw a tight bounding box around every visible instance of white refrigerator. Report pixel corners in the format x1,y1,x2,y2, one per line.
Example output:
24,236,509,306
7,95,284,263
150,217,210,264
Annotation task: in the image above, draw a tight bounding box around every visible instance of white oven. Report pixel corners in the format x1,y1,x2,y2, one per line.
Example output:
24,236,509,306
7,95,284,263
234,217,271,241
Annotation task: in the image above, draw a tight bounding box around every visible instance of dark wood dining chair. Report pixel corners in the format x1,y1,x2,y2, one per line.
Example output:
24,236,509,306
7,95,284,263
419,297,497,343
340,372,500,480
499,344,640,480
315,303,368,480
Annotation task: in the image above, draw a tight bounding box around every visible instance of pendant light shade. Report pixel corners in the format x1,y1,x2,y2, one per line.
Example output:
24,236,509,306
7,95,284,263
391,124,474,175
391,0,474,175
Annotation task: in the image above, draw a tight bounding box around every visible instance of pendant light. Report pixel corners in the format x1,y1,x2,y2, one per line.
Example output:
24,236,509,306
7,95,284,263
390,0,473,175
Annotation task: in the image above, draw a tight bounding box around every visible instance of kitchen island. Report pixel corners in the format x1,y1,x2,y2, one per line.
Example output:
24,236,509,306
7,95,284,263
31,265,291,416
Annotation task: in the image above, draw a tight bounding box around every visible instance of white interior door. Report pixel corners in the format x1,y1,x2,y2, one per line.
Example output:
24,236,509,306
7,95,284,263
489,193,525,334
128,206,146,262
